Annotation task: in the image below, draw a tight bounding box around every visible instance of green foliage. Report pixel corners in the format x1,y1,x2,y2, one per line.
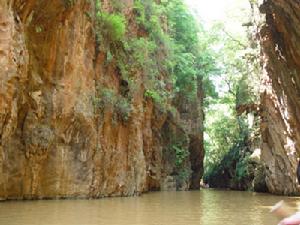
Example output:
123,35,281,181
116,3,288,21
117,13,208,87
105,50,114,64
170,142,191,185
135,0,215,105
235,153,251,181
133,0,167,44
123,38,157,77
120,37,171,107
172,145,189,167
93,88,115,111
144,89,161,103
95,2,126,47
93,0,217,111
120,37,168,105
94,88,132,123
236,75,252,107
115,97,132,123
202,3,262,190
95,0,101,10
164,0,215,102
204,137,259,191
99,13,126,44
204,104,241,172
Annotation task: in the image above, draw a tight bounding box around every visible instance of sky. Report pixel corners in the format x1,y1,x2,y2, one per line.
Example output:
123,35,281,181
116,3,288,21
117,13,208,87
185,0,233,22
184,0,251,33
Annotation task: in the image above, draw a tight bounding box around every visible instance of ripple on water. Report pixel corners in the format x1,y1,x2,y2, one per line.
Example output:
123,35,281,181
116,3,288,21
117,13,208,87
0,190,297,225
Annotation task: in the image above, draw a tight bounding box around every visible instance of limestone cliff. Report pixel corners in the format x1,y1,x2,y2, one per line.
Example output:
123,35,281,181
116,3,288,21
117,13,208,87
260,0,300,195
0,0,204,200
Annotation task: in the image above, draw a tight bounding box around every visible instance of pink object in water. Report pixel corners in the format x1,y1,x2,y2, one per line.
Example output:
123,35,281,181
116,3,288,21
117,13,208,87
278,212,300,225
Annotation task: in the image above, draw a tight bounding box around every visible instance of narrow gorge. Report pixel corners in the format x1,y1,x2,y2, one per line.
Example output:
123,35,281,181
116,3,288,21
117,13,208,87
0,0,300,202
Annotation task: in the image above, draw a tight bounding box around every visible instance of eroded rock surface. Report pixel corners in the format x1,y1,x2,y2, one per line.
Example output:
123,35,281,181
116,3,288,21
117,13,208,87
260,0,300,195
0,0,204,199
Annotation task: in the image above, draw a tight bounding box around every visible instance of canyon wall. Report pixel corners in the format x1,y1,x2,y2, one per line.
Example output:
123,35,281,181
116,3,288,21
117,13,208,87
0,0,204,200
260,0,300,195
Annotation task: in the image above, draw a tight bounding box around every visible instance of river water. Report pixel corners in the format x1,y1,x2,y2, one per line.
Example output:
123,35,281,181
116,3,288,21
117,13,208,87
0,190,299,225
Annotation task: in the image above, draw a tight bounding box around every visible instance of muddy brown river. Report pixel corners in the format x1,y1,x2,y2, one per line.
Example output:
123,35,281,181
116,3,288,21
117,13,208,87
0,190,299,225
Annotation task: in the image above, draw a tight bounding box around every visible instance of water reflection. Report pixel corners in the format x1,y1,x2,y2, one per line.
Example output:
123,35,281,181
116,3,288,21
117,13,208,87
0,190,299,225
200,190,277,225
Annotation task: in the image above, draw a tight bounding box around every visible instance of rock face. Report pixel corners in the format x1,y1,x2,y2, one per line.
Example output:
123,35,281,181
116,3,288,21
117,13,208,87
0,0,204,200
260,0,300,194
